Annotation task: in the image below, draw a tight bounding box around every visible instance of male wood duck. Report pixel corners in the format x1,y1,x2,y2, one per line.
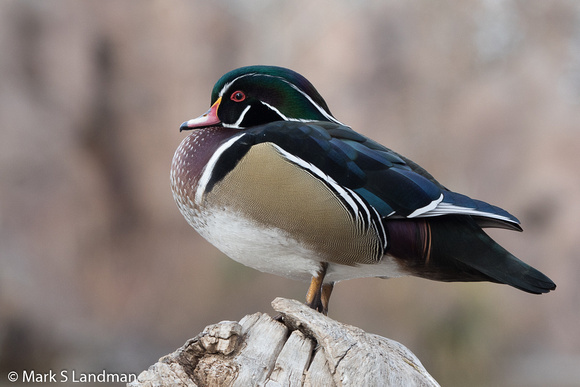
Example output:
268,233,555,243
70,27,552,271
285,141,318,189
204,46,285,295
171,65,556,315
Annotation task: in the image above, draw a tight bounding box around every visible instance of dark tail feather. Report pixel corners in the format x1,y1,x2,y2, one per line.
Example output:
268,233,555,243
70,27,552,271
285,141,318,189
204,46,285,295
387,216,556,294
428,216,556,294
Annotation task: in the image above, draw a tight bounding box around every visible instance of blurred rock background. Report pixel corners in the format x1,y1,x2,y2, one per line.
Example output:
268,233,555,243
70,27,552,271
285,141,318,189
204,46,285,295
0,0,578,386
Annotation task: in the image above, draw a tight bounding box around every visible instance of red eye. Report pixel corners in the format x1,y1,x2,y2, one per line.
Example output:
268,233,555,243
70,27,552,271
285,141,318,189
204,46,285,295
230,91,246,102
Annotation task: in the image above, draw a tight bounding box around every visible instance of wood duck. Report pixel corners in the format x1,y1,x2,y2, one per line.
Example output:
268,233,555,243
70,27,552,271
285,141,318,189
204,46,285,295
171,65,555,315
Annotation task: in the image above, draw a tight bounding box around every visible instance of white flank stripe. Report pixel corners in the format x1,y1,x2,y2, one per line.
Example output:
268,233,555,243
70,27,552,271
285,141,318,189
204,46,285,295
270,143,361,221
351,190,373,225
371,206,388,248
407,193,444,218
195,133,246,203
420,202,517,223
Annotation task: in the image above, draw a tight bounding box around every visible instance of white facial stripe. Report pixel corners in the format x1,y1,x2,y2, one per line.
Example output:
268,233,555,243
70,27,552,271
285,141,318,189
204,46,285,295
218,72,346,126
284,81,345,125
195,133,246,203
260,101,324,124
223,105,251,129
218,73,256,98
260,101,289,120
267,74,344,125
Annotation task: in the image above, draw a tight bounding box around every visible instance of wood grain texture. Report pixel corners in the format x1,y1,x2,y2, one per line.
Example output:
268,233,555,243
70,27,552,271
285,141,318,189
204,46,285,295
129,298,439,387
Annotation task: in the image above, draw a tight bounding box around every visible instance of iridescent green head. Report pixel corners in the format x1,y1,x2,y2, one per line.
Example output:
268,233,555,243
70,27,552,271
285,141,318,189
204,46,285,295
181,66,342,130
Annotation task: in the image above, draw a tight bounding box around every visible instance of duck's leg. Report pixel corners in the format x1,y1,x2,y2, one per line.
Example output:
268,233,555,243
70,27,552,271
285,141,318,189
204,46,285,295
306,262,331,315
320,282,334,316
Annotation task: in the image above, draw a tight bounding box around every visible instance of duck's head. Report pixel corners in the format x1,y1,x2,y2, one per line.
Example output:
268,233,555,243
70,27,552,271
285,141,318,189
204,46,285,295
180,65,342,130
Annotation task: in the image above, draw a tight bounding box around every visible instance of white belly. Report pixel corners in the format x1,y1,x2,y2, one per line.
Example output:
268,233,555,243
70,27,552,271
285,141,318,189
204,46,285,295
172,140,407,283
185,206,322,282
177,204,406,283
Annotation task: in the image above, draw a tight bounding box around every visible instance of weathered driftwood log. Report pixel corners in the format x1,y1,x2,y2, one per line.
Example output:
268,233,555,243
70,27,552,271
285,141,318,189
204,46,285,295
129,298,439,387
